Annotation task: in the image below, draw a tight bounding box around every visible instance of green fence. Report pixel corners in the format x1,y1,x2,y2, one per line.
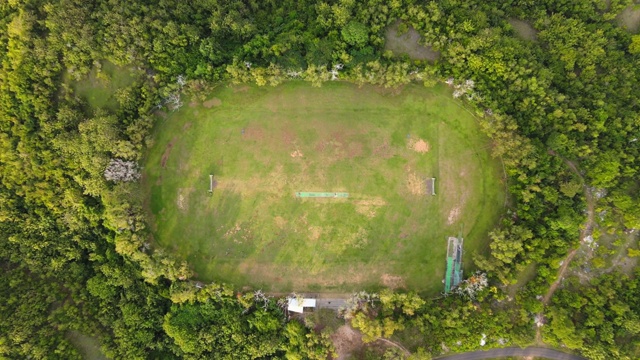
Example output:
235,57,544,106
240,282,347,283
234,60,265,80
444,257,454,293
296,192,349,198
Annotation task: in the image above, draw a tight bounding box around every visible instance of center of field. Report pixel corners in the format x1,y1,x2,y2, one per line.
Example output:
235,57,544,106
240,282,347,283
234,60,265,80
143,82,505,293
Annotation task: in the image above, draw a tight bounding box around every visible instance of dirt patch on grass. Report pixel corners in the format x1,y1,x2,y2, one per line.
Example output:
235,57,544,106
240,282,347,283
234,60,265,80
313,130,368,160
176,188,194,212
355,197,387,218
447,207,461,225
265,95,281,113
161,137,177,167
315,140,328,152
203,97,222,108
243,125,264,141
231,85,250,92
189,100,199,108
408,138,430,153
384,20,440,61
373,140,393,158
217,166,289,196
381,274,406,290
224,223,243,238
274,216,287,229
330,131,346,145
290,149,304,158
281,129,296,145
443,183,469,225
177,194,185,210
182,122,192,131
331,325,364,360
308,226,323,242
346,142,364,158
406,171,424,195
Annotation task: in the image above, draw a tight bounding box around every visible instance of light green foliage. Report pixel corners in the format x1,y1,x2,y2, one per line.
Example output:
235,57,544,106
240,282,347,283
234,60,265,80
546,309,584,349
629,35,640,54
351,312,404,342
380,290,425,316
545,273,640,358
559,180,583,198
609,190,640,229
282,321,336,360
342,21,369,47
489,225,530,265
475,221,533,284
590,153,621,188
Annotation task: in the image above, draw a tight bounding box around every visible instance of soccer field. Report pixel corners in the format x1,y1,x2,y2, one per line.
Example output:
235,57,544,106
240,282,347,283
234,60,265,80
143,81,505,293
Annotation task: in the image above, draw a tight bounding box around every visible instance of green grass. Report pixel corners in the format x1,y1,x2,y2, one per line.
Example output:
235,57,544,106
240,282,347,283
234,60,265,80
507,262,538,297
143,81,505,293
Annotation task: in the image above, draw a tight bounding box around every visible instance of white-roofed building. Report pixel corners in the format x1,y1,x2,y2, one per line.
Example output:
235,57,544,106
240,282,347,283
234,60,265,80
287,297,316,313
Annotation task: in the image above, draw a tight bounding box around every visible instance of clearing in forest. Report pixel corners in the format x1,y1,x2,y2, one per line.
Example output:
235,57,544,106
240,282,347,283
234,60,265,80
508,18,538,41
384,21,440,61
143,82,504,293
70,61,138,111
617,4,640,33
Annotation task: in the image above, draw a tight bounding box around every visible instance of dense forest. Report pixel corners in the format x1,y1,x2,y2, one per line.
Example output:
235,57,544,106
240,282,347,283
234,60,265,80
0,0,639,359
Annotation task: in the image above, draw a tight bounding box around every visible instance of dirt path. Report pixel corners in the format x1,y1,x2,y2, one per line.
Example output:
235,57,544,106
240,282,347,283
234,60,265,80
543,156,596,305
536,152,597,342
376,337,412,357
541,246,579,305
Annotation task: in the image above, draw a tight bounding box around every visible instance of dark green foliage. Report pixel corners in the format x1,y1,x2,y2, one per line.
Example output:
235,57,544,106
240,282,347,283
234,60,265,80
163,301,284,359
0,266,81,359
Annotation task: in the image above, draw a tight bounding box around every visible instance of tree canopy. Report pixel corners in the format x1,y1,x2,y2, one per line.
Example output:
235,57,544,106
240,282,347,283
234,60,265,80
0,0,638,359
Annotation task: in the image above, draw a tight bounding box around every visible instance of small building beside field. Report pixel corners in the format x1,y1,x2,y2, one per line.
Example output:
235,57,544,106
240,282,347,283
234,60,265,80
287,297,316,313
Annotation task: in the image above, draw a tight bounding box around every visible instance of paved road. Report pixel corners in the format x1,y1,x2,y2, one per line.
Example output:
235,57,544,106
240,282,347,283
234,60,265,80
316,298,346,310
434,347,586,360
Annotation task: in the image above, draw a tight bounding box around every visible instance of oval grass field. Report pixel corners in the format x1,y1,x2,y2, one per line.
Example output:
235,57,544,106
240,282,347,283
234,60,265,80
143,82,505,293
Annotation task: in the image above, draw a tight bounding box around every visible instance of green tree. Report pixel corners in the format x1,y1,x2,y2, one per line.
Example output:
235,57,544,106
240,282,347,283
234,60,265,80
342,21,368,47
